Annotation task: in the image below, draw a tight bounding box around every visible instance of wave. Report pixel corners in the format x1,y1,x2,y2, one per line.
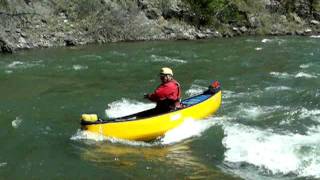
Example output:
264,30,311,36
270,72,318,79
294,72,317,78
149,54,187,64
222,123,320,178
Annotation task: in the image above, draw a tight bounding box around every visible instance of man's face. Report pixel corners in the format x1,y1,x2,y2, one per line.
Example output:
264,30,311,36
160,74,168,83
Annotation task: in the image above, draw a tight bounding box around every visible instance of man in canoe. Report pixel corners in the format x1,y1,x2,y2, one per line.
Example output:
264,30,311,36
144,67,182,114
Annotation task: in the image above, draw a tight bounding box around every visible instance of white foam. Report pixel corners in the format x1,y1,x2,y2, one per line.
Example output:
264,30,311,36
70,129,154,146
300,64,311,69
299,108,320,122
310,35,320,38
7,60,43,69
105,98,154,118
150,54,187,64
255,47,263,51
0,162,7,167
270,72,292,79
185,84,206,97
12,117,22,128
72,65,88,71
295,72,317,79
80,54,103,60
265,86,292,91
7,61,24,68
111,51,127,57
161,118,216,145
70,129,107,142
262,39,272,43
222,123,320,178
5,70,13,74
235,105,284,120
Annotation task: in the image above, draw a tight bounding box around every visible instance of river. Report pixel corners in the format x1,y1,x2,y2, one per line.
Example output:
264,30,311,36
0,36,319,179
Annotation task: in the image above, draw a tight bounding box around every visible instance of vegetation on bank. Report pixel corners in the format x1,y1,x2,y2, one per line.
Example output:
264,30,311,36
0,0,319,53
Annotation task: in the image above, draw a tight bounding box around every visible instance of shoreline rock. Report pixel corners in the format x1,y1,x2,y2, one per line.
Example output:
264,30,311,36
0,0,319,54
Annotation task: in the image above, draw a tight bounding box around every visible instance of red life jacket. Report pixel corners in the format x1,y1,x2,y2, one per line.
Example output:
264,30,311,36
148,79,181,111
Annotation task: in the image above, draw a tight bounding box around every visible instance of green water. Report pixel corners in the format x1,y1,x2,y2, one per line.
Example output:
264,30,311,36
0,36,319,179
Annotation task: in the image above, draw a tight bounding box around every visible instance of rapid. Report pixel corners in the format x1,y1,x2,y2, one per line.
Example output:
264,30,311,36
0,36,319,179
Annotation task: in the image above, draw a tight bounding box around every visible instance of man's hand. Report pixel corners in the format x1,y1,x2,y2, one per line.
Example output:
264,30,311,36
144,94,149,99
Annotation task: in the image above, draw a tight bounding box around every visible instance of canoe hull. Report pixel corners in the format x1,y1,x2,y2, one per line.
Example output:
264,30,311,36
82,91,222,141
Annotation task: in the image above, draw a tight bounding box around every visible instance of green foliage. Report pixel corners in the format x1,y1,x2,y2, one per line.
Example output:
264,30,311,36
313,0,320,11
184,0,248,26
0,0,10,11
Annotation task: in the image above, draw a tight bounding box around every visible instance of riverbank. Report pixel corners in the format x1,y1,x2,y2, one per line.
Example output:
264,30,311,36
1,0,319,54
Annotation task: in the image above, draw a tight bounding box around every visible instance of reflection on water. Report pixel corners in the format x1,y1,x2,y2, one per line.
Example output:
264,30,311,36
79,141,233,179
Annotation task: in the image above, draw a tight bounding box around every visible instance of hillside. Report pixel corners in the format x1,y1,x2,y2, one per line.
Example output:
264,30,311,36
0,0,319,53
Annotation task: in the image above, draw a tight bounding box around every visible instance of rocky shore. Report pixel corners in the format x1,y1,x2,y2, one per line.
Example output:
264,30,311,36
0,0,319,54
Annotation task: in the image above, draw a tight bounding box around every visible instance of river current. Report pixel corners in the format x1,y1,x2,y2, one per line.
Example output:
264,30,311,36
0,36,319,179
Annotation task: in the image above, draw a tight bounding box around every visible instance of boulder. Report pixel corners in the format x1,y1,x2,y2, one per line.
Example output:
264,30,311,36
0,36,14,53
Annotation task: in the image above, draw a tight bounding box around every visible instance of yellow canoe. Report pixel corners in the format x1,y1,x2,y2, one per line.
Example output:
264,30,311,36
81,90,222,141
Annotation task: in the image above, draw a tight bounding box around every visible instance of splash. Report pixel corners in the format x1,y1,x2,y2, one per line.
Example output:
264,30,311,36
222,123,320,178
185,84,206,97
105,98,154,118
161,118,217,145
71,129,107,142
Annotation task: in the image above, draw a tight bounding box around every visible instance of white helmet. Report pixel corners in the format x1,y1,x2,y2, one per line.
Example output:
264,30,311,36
160,67,173,76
